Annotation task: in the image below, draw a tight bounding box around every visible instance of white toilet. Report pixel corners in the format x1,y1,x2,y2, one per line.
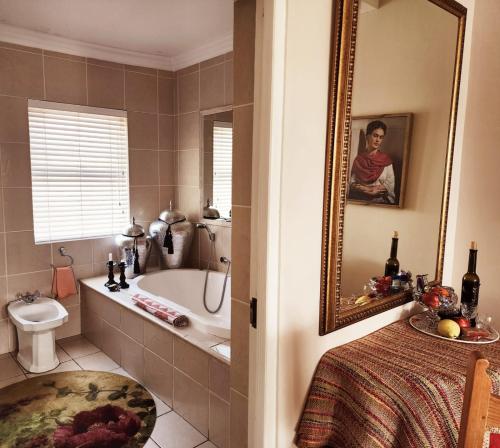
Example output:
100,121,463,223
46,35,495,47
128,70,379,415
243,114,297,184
8,297,69,373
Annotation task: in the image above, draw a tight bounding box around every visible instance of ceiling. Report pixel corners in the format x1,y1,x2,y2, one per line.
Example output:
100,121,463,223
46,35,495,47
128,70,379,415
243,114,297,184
0,0,233,70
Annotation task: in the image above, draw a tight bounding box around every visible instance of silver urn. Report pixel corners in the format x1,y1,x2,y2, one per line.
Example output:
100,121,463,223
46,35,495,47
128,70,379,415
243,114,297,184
149,204,193,269
115,218,152,279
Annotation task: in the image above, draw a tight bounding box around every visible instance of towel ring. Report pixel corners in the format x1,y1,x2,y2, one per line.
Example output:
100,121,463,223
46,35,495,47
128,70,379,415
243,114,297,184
51,246,74,268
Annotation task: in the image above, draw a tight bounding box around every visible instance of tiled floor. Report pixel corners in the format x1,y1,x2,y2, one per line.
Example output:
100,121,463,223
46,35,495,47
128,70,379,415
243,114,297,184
0,336,213,448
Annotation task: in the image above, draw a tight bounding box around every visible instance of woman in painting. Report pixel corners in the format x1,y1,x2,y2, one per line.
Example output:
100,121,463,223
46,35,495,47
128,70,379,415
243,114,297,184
349,120,396,204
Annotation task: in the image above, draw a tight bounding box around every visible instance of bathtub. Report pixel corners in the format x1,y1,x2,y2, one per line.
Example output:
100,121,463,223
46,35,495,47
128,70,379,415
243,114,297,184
131,269,231,339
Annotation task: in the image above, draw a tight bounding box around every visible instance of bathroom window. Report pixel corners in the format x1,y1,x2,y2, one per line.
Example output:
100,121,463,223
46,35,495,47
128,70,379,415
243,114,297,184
212,121,233,218
28,100,130,244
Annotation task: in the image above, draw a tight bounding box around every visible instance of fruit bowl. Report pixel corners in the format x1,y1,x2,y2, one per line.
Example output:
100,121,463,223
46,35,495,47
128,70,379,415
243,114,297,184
413,284,458,317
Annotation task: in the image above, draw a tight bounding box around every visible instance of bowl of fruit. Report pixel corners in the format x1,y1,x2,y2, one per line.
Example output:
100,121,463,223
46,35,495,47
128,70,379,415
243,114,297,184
413,284,458,318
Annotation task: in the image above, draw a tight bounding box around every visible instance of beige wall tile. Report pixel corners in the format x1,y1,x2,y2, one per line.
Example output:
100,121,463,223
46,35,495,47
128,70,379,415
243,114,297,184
231,206,251,302
159,115,175,150
3,187,32,231
6,231,51,275
144,348,173,406
0,48,43,98
233,105,253,206
209,358,230,402
121,332,145,382
130,186,160,221
178,112,199,150
43,50,85,62
173,337,209,387
209,393,230,448
51,240,92,267
233,0,256,107
120,307,144,343
73,264,94,280
158,69,175,79
124,65,157,76
129,150,159,186
87,64,124,110
55,304,81,339
44,56,86,104
230,299,249,395
224,52,233,61
159,151,177,185
0,278,7,319
177,186,201,222
1,143,31,187
128,111,159,150
178,71,199,114
91,236,119,262
0,41,42,54
125,71,157,113
173,369,209,436
176,63,199,77
200,55,226,71
144,320,173,363
200,64,226,110
0,97,28,143
178,150,200,187
0,319,10,354
225,60,233,105
159,186,176,211
87,59,124,69
230,390,248,448
81,305,103,348
101,320,122,364
7,269,52,300
158,77,175,115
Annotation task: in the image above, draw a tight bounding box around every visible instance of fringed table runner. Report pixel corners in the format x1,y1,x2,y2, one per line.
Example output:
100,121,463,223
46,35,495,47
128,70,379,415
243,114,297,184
296,319,500,448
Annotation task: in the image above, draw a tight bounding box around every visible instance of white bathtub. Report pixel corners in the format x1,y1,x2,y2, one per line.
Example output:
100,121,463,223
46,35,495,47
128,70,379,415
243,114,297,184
131,269,231,339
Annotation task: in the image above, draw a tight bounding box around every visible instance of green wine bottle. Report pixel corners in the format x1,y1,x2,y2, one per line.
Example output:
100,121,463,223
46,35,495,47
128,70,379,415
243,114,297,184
384,231,400,277
461,241,480,327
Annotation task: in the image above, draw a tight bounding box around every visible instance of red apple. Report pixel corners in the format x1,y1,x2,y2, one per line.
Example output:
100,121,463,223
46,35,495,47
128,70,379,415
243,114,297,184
422,292,440,309
453,317,471,329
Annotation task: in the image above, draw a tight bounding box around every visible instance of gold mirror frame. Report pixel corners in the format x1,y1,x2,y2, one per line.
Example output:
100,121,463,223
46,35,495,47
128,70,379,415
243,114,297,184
319,0,467,335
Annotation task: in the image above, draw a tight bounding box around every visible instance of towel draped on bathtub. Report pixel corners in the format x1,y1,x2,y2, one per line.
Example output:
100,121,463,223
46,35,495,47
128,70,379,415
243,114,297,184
131,294,189,327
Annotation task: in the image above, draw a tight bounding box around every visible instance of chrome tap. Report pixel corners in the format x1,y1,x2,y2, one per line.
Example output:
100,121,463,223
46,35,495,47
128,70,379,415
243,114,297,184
195,223,215,242
13,290,41,304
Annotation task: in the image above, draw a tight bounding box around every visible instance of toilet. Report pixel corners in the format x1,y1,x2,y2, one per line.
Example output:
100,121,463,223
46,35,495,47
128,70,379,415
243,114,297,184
8,297,68,373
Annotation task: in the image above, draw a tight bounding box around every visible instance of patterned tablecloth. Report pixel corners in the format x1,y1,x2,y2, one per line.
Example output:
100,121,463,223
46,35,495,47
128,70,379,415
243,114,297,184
296,319,500,448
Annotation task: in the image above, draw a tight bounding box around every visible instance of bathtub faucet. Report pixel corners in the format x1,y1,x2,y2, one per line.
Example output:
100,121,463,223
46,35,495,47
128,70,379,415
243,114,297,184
195,223,215,242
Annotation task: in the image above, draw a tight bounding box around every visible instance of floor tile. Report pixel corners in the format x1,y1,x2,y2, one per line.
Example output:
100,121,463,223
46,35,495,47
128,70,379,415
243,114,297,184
56,345,71,363
151,412,206,448
0,374,26,389
57,335,100,358
0,354,24,380
196,442,217,448
26,360,81,378
75,351,119,371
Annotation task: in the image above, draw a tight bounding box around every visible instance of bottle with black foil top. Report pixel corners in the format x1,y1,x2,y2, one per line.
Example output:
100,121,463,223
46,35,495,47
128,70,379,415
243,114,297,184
461,241,480,327
384,231,400,277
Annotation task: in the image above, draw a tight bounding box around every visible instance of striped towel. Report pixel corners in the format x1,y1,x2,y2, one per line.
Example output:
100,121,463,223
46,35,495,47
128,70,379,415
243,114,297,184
131,294,189,327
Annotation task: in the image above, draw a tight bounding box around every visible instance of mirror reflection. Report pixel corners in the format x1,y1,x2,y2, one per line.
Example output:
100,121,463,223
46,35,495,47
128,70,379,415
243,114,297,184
339,0,459,311
201,108,233,221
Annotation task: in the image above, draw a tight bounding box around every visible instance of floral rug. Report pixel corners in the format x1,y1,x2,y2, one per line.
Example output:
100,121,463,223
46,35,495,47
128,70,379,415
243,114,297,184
0,370,156,448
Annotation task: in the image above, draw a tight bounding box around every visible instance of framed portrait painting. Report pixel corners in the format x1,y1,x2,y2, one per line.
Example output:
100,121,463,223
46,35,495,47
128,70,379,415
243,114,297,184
347,114,412,207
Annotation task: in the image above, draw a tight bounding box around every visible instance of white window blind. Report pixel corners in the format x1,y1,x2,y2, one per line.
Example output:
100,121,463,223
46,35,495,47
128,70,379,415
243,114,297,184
28,100,130,244
212,121,232,218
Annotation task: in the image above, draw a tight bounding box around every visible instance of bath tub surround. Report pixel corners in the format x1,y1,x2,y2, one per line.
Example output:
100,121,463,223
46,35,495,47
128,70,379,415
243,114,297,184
80,270,231,446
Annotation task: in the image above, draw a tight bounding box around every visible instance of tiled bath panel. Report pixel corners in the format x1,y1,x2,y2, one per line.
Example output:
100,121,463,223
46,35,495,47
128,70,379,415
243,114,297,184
80,284,230,447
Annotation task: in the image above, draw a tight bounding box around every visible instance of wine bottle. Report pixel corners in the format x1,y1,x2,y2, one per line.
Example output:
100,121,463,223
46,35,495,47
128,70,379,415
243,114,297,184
461,241,480,327
384,231,400,277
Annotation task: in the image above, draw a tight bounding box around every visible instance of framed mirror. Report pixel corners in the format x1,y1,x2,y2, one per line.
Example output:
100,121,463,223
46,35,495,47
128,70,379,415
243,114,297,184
200,106,233,222
320,0,467,334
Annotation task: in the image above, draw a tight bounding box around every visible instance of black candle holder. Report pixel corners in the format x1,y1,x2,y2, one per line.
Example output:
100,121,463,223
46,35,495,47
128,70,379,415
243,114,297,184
118,261,129,289
104,260,118,288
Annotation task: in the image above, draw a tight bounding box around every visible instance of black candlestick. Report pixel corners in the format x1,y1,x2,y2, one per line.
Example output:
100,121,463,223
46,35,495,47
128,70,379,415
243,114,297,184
105,260,117,288
118,261,129,289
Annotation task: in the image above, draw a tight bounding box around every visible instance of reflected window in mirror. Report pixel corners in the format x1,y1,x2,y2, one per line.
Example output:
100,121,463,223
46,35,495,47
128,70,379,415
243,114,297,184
201,108,233,221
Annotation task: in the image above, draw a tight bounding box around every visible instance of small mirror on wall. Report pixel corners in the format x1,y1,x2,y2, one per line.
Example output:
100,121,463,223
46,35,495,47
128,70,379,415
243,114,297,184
200,107,233,222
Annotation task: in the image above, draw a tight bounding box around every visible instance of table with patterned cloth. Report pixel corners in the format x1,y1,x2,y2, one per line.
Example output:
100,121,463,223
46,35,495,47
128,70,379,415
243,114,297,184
296,319,500,448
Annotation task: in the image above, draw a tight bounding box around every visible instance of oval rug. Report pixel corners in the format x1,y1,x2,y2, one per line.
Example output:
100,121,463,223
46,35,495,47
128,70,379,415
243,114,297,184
0,370,156,448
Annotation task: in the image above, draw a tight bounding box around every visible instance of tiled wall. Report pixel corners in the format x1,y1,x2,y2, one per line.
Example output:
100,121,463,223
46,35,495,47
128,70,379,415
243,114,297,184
174,53,234,272
0,41,176,353
230,0,256,446
81,285,231,447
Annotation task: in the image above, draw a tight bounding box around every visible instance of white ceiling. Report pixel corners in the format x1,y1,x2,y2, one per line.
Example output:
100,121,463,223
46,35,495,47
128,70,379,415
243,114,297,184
0,0,233,70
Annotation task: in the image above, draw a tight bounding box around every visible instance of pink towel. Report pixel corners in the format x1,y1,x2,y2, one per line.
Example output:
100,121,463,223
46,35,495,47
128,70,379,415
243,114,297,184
132,294,189,327
51,266,77,299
